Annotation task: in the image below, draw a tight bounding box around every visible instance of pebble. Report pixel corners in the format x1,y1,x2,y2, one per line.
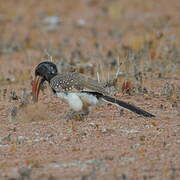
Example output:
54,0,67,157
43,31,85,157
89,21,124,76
42,15,61,25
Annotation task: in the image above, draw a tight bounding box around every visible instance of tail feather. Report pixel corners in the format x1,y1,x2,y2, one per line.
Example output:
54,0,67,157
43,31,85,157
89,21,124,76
101,95,155,117
81,91,155,117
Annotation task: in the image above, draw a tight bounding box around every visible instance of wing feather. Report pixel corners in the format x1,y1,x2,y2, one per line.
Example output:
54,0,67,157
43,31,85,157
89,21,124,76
50,72,108,95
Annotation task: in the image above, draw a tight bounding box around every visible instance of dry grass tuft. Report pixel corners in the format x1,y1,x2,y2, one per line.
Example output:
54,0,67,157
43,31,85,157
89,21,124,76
17,103,51,123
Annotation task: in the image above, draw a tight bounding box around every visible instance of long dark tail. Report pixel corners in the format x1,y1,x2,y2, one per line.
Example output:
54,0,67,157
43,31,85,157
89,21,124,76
83,91,155,117
101,95,155,117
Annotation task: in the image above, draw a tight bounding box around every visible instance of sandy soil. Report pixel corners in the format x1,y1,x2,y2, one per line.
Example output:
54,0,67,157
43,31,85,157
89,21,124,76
0,0,179,179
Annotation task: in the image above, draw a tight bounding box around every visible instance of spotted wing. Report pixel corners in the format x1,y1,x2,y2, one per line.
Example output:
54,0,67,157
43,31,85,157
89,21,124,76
50,72,108,95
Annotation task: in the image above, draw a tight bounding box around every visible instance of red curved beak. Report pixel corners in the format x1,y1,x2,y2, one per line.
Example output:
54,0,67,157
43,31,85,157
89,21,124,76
32,75,43,102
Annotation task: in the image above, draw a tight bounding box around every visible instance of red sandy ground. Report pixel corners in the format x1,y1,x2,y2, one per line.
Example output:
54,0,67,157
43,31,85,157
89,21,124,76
0,0,179,179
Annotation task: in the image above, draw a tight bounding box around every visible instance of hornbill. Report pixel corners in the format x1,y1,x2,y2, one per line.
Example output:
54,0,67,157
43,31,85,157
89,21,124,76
32,61,155,119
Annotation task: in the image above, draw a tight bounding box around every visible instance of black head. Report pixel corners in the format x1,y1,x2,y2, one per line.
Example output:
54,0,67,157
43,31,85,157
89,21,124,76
32,61,58,102
35,61,58,82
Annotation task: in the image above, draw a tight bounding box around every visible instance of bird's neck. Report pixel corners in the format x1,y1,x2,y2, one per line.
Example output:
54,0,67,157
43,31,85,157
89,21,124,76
46,73,57,82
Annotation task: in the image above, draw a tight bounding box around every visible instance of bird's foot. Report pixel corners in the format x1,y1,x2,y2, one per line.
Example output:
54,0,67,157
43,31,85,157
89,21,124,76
60,111,88,121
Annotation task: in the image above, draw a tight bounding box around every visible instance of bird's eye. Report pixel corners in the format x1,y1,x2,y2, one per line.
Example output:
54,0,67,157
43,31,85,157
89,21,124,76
50,66,55,73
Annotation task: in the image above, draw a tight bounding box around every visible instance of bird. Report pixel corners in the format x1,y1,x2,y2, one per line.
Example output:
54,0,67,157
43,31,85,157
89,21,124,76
32,61,155,119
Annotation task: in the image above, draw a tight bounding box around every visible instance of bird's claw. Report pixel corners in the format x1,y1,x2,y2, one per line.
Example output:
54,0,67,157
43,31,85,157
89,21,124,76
60,111,88,121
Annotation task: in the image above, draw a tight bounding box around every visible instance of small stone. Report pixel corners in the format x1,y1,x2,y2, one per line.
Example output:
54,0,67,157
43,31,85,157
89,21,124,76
101,128,107,133
0,88,7,98
131,143,141,149
48,175,57,180
17,136,27,144
89,122,99,128
9,91,18,101
42,15,61,25
6,75,16,82
9,106,18,123
77,19,86,27
34,138,40,143
18,167,32,180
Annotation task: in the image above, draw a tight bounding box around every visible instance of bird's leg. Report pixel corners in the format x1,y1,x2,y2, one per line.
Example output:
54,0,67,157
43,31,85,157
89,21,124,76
62,111,87,121
60,107,89,121
60,111,75,120
82,103,90,116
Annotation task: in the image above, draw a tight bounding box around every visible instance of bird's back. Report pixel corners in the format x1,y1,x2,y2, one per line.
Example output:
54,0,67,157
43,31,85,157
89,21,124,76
50,72,109,95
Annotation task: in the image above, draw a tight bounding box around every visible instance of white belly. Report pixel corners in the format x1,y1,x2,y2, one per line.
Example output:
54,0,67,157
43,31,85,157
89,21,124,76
56,92,83,111
56,92,99,111
77,93,98,105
